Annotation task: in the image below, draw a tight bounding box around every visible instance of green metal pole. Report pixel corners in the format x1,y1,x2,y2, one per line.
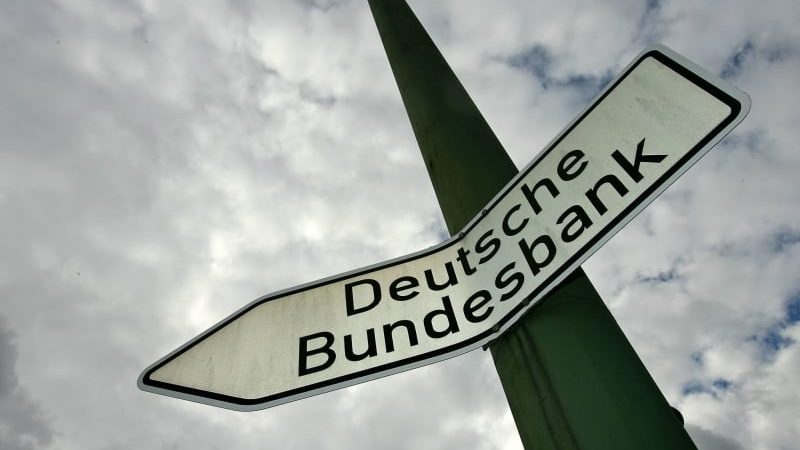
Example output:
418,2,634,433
367,1,697,449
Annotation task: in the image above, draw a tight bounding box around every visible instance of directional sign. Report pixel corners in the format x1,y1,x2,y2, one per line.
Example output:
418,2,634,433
138,46,749,411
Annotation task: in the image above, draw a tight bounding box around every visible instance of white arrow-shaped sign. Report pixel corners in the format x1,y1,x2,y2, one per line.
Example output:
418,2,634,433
139,46,749,411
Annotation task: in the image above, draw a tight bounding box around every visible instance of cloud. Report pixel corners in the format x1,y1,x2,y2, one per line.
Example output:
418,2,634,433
0,317,54,450
686,425,745,450
0,0,798,449
506,44,614,104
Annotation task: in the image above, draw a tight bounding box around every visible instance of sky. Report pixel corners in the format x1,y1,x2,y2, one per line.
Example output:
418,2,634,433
1,0,798,449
